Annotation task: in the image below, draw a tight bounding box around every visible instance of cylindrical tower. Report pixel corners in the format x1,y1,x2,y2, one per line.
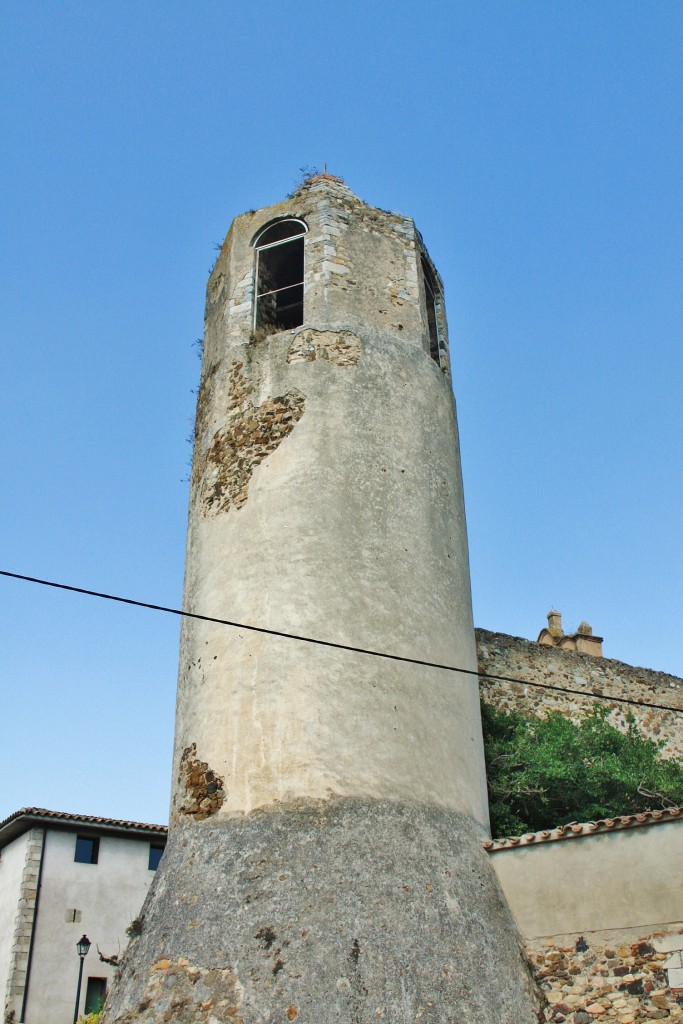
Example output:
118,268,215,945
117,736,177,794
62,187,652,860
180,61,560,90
175,174,487,825
104,176,540,1024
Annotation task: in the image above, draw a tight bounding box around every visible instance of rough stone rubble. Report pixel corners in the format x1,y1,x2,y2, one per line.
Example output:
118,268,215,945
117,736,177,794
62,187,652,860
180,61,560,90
531,931,683,1022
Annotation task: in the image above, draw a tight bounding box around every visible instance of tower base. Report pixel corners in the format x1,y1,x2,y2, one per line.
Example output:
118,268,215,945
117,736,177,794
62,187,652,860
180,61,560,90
104,799,541,1024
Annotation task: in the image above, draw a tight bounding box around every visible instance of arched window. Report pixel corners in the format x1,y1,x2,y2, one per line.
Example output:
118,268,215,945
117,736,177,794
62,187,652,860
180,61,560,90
253,219,307,332
421,257,445,368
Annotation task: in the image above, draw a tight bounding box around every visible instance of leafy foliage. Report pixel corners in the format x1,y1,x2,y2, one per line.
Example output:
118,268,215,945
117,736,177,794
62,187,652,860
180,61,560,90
76,1012,102,1024
126,916,143,938
481,702,683,837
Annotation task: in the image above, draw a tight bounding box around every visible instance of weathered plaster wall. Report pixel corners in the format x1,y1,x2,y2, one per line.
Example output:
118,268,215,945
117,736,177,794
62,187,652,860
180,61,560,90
0,829,31,1020
102,180,545,1024
174,178,486,825
192,361,306,516
477,629,683,758
490,818,683,939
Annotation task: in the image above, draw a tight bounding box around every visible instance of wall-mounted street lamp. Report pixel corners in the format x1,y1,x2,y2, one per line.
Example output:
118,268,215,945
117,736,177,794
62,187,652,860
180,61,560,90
72,934,91,1024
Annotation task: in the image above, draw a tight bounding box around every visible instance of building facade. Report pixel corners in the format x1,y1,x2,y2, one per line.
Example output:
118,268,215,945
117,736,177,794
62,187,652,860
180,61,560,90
0,808,167,1024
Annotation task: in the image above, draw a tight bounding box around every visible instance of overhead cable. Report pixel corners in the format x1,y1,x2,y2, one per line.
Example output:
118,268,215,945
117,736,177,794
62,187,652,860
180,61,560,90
1,568,681,716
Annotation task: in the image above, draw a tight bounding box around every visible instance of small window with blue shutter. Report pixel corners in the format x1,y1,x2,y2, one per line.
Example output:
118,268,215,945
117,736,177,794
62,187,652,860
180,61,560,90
148,843,164,871
74,835,99,864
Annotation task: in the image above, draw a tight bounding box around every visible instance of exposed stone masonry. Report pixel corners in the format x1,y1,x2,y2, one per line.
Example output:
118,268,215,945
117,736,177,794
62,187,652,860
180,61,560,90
531,931,683,1022
201,176,448,378
290,177,434,360
4,828,44,1023
476,629,683,759
287,328,361,366
175,743,225,822
109,957,245,1024
194,361,305,515
191,361,218,488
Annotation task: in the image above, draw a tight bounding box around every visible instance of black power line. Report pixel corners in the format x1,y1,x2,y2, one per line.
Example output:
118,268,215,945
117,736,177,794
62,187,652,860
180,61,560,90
1,568,681,717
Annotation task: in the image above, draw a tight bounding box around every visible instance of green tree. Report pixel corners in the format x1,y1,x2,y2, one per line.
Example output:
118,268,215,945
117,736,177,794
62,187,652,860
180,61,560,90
481,702,683,837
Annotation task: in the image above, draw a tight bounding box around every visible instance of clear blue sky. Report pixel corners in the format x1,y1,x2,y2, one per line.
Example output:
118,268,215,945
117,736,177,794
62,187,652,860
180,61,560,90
1,2,681,825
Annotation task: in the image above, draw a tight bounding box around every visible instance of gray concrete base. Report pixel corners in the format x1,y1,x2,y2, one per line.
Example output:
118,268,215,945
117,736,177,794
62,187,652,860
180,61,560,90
104,799,541,1023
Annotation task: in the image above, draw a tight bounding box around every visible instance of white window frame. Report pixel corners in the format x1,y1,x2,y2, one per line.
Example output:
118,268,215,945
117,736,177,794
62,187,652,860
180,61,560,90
253,219,308,331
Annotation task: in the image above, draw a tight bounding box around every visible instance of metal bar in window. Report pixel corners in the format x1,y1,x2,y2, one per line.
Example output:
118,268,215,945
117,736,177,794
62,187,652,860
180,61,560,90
273,300,303,314
256,234,305,253
256,282,305,299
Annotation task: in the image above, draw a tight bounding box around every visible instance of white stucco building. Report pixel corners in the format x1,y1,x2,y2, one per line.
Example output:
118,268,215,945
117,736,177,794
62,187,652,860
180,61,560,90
0,808,167,1024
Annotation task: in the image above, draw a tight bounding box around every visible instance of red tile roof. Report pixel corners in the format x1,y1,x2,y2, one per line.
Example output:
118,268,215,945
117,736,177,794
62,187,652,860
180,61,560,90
484,807,683,851
0,807,167,848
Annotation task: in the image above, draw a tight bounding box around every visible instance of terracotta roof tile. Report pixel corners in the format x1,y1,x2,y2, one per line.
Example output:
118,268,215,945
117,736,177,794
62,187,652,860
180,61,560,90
0,806,167,842
483,806,683,851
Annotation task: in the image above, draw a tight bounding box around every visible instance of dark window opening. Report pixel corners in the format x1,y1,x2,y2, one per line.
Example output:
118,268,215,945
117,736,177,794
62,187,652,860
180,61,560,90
84,978,107,1015
74,835,99,865
254,219,306,333
421,257,443,367
148,844,164,871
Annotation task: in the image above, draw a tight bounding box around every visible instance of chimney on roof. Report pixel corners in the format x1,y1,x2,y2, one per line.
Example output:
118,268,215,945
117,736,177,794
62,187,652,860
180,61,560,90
537,611,604,657
547,609,563,637
574,620,603,657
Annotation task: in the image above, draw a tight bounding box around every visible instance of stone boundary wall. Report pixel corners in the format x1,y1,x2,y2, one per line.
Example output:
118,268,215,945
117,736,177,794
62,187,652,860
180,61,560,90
528,929,683,1023
476,629,683,759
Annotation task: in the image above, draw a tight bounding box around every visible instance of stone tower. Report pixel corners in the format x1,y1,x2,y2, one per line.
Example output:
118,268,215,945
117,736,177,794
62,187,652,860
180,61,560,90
104,176,540,1023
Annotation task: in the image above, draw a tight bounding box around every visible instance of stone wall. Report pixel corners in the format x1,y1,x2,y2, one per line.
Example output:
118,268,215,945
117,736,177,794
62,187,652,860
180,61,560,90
529,929,683,1022
476,629,683,759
